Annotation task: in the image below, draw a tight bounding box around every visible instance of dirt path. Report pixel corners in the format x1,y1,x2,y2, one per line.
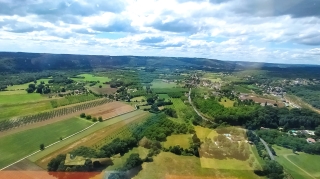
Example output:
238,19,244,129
0,101,131,138
283,154,316,179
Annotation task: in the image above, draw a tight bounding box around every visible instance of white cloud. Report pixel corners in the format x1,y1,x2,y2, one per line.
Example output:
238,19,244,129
0,0,320,64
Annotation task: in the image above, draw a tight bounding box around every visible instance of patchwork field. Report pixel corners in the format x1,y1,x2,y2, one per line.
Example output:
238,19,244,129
0,101,134,137
273,145,320,179
133,152,262,179
219,97,235,108
0,117,93,169
163,134,192,149
31,110,149,169
88,101,135,120
151,79,177,88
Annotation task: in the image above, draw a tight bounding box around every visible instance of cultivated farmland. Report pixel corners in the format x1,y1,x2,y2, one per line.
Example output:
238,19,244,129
32,110,150,169
163,134,191,149
0,117,93,169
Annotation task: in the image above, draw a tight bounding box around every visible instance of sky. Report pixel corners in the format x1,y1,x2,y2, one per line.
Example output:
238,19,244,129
0,0,320,64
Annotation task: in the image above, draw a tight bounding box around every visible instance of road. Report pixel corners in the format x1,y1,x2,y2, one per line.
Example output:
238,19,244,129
188,88,214,123
252,131,275,160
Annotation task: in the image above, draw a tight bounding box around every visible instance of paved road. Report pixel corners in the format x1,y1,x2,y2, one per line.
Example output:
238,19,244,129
252,131,275,160
188,88,214,123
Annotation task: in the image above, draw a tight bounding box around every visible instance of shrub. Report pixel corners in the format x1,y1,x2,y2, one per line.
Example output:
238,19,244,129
86,115,92,120
80,113,86,118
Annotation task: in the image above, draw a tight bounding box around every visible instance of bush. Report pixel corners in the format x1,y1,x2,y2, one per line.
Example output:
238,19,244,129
98,116,103,122
92,117,97,122
80,113,86,118
40,143,45,150
86,115,92,120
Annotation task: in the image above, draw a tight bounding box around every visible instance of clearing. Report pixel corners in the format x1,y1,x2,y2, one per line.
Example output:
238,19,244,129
71,74,111,84
273,145,320,179
151,79,177,88
133,152,262,179
219,97,235,107
194,126,218,142
0,117,93,169
88,85,117,95
32,110,149,169
234,85,251,93
158,94,170,101
6,78,51,91
132,96,146,102
163,134,191,149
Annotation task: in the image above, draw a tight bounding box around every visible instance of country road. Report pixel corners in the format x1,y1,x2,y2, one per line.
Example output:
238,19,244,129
188,88,214,123
252,131,275,160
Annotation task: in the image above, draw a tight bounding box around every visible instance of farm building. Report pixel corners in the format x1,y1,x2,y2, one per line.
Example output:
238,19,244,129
306,138,316,144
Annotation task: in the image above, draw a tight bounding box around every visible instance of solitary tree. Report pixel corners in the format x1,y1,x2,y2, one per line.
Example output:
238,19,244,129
99,85,102,88
40,143,45,150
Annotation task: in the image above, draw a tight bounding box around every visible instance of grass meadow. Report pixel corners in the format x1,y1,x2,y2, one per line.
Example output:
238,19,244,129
151,79,177,88
0,93,46,105
219,97,235,108
273,145,320,179
0,101,52,121
0,117,93,169
163,134,191,149
133,152,262,179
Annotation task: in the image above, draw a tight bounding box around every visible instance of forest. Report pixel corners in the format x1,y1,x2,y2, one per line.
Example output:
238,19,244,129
287,84,320,109
192,90,320,130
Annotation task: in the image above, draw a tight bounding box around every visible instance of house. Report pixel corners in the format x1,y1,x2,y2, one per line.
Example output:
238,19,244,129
306,138,316,144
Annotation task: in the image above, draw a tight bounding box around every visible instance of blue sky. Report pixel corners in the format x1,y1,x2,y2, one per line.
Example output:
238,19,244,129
0,0,320,64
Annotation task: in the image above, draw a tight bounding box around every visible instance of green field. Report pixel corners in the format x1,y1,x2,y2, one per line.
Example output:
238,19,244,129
6,78,51,91
0,117,93,169
194,126,218,142
151,79,177,88
234,85,251,93
71,74,111,84
134,152,262,179
158,94,170,100
29,110,148,162
273,145,320,179
0,90,27,95
219,97,235,107
132,96,146,102
0,101,52,121
163,134,191,149
0,93,46,105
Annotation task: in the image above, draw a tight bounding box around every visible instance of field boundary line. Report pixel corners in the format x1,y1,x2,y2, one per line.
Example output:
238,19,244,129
0,108,139,171
283,154,316,179
0,121,98,171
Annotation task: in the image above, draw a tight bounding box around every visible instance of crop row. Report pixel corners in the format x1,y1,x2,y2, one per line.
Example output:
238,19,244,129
0,98,111,132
